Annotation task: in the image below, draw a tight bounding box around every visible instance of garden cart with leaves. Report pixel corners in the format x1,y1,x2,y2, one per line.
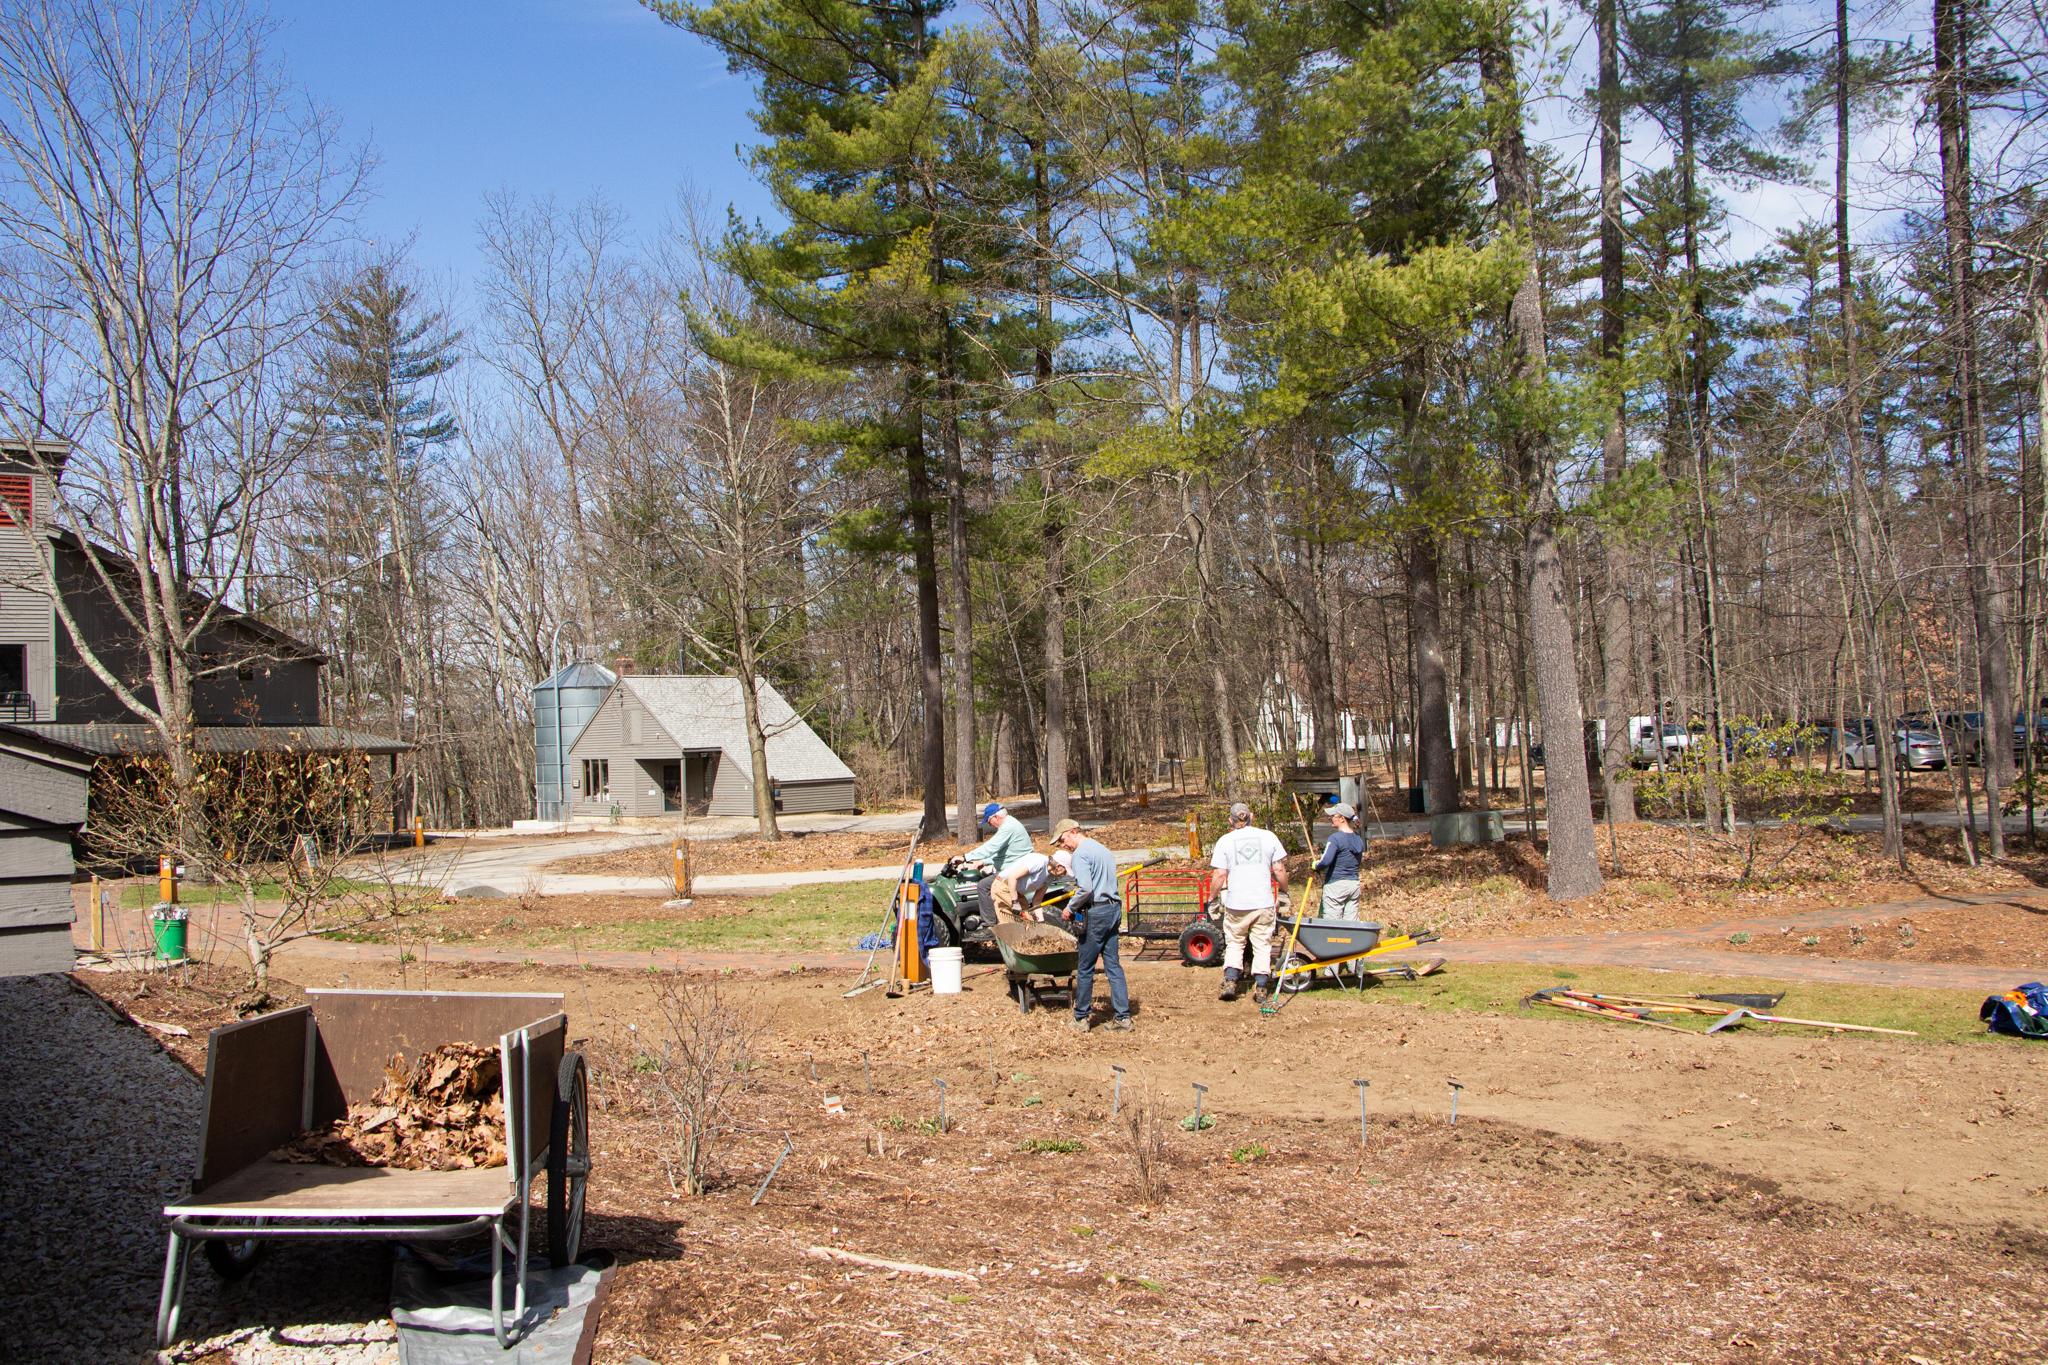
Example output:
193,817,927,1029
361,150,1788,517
156,989,591,1350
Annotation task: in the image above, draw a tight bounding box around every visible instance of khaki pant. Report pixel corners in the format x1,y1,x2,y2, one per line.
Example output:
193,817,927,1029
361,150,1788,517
1320,879,1361,920
1222,904,1277,976
991,874,1026,922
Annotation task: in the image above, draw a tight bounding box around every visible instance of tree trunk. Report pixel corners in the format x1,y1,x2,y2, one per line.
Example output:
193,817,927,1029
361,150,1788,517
1408,533,1460,816
733,594,782,840
1186,475,1241,799
1482,28,1601,898
1594,0,1638,823
1835,0,1903,862
940,323,978,842
906,415,950,839
1935,0,2011,855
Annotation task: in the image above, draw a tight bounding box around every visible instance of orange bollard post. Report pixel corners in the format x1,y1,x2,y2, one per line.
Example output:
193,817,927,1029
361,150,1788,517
673,840,694,898
413,816,425,848
898,878,925,985
158,854,176,905
1136,778,1149,810
1186,812,1200,860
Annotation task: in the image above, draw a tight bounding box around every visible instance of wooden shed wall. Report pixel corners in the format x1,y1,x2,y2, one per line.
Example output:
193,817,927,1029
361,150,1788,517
0,746,86,977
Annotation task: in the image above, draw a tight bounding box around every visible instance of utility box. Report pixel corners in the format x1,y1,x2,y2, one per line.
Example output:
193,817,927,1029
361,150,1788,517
1430,810,1504,848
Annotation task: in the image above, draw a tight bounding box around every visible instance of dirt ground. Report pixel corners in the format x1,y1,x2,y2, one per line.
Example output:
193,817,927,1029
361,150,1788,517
1726,898,2048,966
89,947,2048,1364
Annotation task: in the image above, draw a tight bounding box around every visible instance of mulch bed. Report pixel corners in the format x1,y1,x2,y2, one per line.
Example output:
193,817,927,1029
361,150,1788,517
1724,898,2048,967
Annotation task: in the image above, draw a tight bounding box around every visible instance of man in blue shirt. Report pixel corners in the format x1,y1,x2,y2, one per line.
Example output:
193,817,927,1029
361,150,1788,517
1314,803,1365,919
1050,818,1132,1033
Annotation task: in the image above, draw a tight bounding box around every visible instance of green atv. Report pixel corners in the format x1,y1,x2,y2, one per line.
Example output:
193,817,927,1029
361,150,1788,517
926,857,1078,958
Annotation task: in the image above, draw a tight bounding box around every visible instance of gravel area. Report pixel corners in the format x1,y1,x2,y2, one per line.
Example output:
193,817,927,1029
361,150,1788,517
0,974,393,1364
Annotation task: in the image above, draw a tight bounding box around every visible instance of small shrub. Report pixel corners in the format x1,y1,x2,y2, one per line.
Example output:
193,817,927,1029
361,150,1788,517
1179,1111,1215,1132
1230,1142,1267,1163
1801,936,1820,947
639,978,762,1196
1117,1097,1169,1203
1727,932,1751,946
1020,1137,1084,1154
1022,1095,1044,1108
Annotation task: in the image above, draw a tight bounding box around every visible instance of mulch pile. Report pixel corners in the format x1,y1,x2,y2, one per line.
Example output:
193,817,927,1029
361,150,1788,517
276,1042,507,1170
1004,928,1077,955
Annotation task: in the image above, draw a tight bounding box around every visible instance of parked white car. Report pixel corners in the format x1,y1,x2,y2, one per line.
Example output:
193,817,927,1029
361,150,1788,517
1631,724,1695,767
1843,725,1950,771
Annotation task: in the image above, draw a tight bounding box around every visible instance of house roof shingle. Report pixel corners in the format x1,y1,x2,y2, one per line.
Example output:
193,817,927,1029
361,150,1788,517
0,723,411,757
620,676,855,784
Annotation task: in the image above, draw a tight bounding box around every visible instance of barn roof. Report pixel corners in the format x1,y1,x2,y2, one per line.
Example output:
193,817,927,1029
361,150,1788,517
619,676,855,783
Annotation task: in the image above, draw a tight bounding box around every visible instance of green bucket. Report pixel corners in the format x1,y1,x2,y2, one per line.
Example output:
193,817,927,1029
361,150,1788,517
150,906,189,962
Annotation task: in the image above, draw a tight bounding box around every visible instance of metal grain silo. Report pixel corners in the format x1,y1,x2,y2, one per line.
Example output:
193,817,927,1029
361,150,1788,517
531,661,615,821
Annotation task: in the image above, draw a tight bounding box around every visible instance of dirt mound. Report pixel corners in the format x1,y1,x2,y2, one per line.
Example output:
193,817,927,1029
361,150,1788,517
276,1042,506,1170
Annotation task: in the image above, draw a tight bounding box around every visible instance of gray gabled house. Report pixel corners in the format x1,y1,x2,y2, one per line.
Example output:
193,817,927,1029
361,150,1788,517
564,674,856,819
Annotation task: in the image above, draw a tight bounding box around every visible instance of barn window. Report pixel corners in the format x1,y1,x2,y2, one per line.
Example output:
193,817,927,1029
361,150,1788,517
0,473,31,527
581,759,609,798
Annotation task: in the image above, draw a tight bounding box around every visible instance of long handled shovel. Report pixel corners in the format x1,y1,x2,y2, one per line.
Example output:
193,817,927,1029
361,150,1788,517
844,832,919,999
1260,795,1321,1017
1705,1008,1917,1036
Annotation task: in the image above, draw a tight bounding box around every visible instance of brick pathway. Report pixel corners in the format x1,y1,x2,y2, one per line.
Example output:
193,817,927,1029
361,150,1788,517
101,888,2048,993
1437,889,2048,992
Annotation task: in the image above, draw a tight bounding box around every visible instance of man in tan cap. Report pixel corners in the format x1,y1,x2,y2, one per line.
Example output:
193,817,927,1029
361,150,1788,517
1049,818,1132,1032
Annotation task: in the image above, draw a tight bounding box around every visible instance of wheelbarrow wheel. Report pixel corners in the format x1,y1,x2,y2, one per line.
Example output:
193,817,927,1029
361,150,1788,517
1178,922,1221,968
1277,952,1313,994
203,1234,264,1281
548,1051,590,1268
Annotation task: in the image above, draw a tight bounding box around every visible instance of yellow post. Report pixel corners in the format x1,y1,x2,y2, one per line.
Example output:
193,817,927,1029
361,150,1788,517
1135,776,1149,809
413,815,425,848
1186,812,1200,860
673,839,693,898
158,854,176,905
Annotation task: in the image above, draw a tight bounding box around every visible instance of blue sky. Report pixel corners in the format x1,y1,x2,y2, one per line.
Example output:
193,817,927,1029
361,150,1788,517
276,0,773,283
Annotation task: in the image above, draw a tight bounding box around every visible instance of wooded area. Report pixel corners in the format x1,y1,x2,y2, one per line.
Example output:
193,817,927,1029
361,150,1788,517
4,0,2048,901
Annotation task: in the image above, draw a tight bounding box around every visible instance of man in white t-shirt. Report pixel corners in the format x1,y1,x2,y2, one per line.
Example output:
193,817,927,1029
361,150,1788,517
996,849,1057,922
1209,801,1290,1004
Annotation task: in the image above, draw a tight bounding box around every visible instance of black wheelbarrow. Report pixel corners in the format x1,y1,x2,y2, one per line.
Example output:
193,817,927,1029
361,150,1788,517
993,921,1079,1014
1274,919,1443,995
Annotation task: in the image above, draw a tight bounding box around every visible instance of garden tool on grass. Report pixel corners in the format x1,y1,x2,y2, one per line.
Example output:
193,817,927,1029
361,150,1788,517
1704,1008,1916,1036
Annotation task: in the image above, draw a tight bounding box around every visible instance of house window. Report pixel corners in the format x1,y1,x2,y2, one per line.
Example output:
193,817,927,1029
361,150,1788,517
581,759,609,799
0,473,30,527
0,643,26,713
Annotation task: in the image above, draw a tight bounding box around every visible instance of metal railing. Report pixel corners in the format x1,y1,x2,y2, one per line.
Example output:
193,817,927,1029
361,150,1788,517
0,692,37,722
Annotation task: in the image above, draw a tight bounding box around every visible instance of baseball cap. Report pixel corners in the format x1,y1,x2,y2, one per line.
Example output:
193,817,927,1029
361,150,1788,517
1228,802,1252,822
1328,802,1356,820
1050,849,1071,870
1051,817,1081,839
980,802,1004,824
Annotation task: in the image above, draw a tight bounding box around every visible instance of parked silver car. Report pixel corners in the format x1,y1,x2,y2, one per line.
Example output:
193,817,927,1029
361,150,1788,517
1843,725,1950,771
1631,724,1696,767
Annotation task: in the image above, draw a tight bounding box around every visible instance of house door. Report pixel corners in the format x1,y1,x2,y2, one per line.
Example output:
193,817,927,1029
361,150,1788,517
660,762,683,813
684,752,714,817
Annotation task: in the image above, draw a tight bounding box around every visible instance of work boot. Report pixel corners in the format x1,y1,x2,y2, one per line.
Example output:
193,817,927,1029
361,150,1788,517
1218,971,1241,1002
1106,1016,1135,1033
1251,975,1274,1006
1068,1015,1092,1033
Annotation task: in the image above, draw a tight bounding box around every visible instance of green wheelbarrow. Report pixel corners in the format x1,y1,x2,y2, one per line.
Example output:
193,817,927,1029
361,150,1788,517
992,921,1079,1014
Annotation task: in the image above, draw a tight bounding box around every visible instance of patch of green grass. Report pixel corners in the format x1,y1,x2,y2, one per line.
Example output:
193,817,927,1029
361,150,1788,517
1019,1137,1084,1154
1635,880,1678,900
1257,1273,1286,1286
1391,963,1991,1044
1472,874,1523,900
1070,1225,1096,1238
339,880,887,954
946,1293,973,1305
122,877,392,908
1021,1095,1044,1108
1230,1142,1267,1163
1727,931,1752,945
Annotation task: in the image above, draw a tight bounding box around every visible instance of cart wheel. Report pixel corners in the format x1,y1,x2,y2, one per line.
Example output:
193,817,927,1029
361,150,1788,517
203,1235,264,1281
1277,953,1312,994
1178,922,1221,968
547,1051,590,1268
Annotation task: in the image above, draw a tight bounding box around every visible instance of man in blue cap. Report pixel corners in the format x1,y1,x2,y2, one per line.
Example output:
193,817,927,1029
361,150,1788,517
962,801,1034,919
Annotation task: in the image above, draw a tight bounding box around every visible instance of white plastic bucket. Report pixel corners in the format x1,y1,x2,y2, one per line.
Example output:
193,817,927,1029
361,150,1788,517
929,946,964,995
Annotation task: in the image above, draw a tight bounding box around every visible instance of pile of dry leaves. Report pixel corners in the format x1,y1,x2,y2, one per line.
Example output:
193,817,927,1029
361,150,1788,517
277,1042,507,1170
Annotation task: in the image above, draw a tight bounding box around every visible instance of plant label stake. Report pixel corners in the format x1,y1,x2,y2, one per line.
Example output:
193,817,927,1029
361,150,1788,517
1191,1081,1208,1132
862,1050,872,1092
752,1134,794,1206
934,1077,949,1133
808,1053,818,1084
1111,1064,1126,1118
1354,1078,1369,1149
1448,1079,1463,1126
